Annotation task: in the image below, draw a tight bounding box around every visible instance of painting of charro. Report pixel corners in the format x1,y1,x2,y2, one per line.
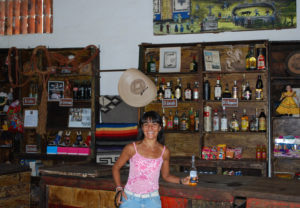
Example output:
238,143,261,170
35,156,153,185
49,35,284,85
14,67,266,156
153,0,296,35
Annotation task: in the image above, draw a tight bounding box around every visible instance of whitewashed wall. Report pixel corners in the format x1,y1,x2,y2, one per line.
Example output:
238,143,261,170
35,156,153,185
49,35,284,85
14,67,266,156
1,0,300,95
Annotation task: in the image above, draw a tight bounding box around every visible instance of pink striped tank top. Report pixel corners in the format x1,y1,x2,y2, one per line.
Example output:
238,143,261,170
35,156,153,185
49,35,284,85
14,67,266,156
124,142,165,194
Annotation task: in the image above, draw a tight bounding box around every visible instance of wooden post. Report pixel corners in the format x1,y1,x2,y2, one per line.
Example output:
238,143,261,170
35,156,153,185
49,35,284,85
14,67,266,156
20,0,28,34
43,0,51,33
14,0,21,34
36,0,42,33
28,0,35,33
0,0,5,35
6,0,13,35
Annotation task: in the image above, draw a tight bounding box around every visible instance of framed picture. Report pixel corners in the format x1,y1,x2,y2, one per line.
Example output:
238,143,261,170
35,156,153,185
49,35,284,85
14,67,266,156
203,50,221,71
159,47,181,73
68,108,91,128
48,81,64,101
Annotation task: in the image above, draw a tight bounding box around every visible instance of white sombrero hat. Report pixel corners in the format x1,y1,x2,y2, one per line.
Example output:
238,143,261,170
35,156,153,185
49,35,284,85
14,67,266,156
118,68,156,107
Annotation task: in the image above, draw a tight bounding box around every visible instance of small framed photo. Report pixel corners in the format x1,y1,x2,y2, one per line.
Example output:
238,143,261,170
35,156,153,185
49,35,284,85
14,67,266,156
204,50,221,71
159,47,181,73
48,81,64,101
68,108,91,128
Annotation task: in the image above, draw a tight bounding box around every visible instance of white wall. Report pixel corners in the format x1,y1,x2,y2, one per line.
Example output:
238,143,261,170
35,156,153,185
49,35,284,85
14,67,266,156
1,0,300,95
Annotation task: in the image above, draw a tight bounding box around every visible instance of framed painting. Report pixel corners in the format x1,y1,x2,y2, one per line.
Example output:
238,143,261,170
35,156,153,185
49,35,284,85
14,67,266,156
159,47,181,73
153,0,296,35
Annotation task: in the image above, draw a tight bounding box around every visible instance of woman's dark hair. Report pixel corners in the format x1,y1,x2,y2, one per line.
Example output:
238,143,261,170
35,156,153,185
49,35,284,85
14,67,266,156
136,111,164,145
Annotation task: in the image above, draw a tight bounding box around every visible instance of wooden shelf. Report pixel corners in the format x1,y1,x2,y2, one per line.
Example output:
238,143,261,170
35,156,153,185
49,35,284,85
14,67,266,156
203,70,267,74
204,131,266,135
17,153,89,161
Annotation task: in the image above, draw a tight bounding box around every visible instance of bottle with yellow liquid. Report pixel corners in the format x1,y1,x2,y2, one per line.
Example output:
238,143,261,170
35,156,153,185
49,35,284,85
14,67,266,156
189,155,198,186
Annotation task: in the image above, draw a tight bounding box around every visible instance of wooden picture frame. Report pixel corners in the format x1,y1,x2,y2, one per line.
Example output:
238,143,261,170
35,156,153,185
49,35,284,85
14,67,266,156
159,47,181,73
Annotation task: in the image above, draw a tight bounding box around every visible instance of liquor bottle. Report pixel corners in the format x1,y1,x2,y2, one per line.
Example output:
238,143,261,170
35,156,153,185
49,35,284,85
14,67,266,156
203,80,210,100
167,110,174,130
222,83,232,98
189,107,195,131
189,155,198,186
244,81,252,100
249,46,257,70
261,145,267,160
190,56,198,72
78,82,85,100
230,111,239,132
220,106,228,132
249,115,256,132
257,48,265,70
147,55,156,73
204,106,212,132
170,80,175,99
86,81,91,99
173,110,179,130
179,112,187,131
255,75,263,100
255,108,259,132
241,109,249,132
174,78,182,100
241,74,246,100
213,109,220,132
184,83,192,101
245,48,251,70
192,81,199,101
214,76,222,101
256,145,262,160
154,76,159,91
232,80,238,99
73,81,78,100
162,108,167,130
194,110,200,132
29,82,34,98
258,109,266,132
164,81,172,99
157,82,164,101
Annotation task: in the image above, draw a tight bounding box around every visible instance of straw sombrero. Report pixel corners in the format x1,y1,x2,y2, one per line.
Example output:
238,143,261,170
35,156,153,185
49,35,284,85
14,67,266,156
118,68,156,107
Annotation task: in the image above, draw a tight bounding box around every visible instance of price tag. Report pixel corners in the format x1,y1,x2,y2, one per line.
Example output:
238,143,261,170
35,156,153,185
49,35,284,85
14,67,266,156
23,97,37,106
162,99,177,108
59,98,73,107
222,98,238,108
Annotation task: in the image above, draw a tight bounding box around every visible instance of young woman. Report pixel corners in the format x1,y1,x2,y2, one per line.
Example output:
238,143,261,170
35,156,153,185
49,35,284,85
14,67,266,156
112,111,190,208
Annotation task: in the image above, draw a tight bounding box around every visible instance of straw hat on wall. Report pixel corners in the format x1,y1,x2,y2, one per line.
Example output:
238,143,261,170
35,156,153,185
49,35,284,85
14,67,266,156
118,68,156,107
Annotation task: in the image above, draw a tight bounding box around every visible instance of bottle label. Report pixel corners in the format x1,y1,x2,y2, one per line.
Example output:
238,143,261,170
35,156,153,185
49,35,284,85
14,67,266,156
259,118,266,131
164,89,172,99
190,170,197,184
257,56,265,70
255,89,263,100
214,87,222,99
175,89,181,99
221,118,227,131
213,117,219,131
193,90,199,100
241,119,249,131
150,63,156,72
185,90,192,100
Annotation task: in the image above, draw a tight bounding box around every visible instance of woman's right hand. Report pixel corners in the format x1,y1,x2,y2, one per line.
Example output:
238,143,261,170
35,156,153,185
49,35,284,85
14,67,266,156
115,190,127,207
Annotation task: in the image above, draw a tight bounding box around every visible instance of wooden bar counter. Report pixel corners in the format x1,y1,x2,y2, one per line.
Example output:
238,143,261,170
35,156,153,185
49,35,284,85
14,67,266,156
39,163,300,208
0,164,31,208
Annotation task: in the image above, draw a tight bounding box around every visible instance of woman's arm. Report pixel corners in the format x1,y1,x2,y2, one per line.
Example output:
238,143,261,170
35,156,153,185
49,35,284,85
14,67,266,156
161,147,190,185
112,144,133,188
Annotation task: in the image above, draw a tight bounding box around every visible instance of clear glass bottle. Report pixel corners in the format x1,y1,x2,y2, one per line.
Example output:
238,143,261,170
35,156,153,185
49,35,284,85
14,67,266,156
232,80,238,99
244,81,252,100
167,110,174,130
162,108,167,130
174,78,182,100
184,83,192,101
164,81,172,99
213,109,220,132
241,109,249,132
179,112,187,131
214,76,222,101
220,106,228,132
193,81,199,101
189,155,198,186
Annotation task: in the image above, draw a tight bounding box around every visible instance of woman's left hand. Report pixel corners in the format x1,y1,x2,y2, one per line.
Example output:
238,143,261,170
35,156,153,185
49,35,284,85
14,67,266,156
181,176,194,185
